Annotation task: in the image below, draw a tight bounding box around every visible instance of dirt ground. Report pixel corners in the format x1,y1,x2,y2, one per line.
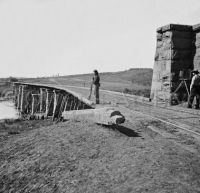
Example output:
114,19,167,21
0,115,200,193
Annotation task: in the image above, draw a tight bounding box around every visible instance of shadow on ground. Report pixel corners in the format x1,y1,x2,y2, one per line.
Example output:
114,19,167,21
103,124,141,137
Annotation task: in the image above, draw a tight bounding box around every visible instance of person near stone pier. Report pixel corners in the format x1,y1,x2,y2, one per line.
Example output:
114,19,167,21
92,70,100,104
187,70,200,109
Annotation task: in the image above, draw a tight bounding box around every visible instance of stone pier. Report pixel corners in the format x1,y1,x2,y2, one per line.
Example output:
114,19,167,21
151,23,200,104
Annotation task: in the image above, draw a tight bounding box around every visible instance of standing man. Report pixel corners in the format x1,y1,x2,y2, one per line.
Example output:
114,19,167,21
187,70,200,109
92,70,100,104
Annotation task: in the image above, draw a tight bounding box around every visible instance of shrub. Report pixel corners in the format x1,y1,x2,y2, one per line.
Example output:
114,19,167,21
123,88,150,98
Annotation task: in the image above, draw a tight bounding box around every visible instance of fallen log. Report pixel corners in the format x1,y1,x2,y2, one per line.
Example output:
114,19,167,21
62,107,125,125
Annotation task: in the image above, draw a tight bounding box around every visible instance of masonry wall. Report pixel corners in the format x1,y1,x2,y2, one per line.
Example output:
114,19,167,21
151,24,194,104
193,24,200,70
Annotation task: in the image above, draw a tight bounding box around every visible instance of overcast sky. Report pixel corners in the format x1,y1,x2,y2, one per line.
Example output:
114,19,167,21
0,0,200,77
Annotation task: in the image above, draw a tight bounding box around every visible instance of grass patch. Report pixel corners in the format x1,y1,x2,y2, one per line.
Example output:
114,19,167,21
0,119,53,141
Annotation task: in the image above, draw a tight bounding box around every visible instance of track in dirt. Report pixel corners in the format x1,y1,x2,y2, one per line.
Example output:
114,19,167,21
121,95,200,137
63,85,200,139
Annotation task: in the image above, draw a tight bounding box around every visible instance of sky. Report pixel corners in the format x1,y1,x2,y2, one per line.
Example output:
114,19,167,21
0,0,200,78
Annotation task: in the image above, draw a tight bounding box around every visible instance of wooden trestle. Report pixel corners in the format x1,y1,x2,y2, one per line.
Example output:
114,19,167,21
13,82,94,120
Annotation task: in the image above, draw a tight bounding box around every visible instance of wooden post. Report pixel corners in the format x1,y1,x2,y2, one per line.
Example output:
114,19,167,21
31,94,40,115
70,98,74,110
20,85,26,113
45,89,53,117
76,101,81,110
57,95,67,119
20,85,30,113
45,89,50,116
13,85,18,106
40,88,44,112
52,90,59,120
73,98,78,110
17,86,22,110
31,94,36,115
64,96,69,111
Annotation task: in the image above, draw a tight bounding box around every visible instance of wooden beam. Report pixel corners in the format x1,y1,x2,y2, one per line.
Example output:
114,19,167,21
62,107,125,125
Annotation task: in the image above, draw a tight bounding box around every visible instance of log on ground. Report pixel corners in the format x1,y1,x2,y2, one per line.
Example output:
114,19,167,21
62,107,125,125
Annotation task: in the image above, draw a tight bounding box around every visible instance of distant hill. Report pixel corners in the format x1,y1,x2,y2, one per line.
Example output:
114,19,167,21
22,68,153,97
100,68,153,86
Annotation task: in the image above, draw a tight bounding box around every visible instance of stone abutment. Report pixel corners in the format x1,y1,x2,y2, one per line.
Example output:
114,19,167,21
151,23,200,105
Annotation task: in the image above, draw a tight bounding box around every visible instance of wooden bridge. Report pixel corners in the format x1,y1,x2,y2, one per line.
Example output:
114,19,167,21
12,82,125,125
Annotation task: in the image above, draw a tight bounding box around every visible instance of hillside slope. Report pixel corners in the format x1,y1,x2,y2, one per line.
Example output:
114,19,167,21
1,118,200,193
21,68,153,97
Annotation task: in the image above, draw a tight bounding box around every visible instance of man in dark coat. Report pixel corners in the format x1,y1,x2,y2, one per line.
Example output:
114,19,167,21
187,70,200,109
92,70,100,104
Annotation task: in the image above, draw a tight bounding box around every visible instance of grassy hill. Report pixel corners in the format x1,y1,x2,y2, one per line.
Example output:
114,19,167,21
6,68,153,98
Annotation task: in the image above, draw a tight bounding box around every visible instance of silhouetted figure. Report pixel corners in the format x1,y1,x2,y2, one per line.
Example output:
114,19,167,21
92,70,100,104
187,70,200,109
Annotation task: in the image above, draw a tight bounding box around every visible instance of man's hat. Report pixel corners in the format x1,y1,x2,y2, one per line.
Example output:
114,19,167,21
191,69,199,74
